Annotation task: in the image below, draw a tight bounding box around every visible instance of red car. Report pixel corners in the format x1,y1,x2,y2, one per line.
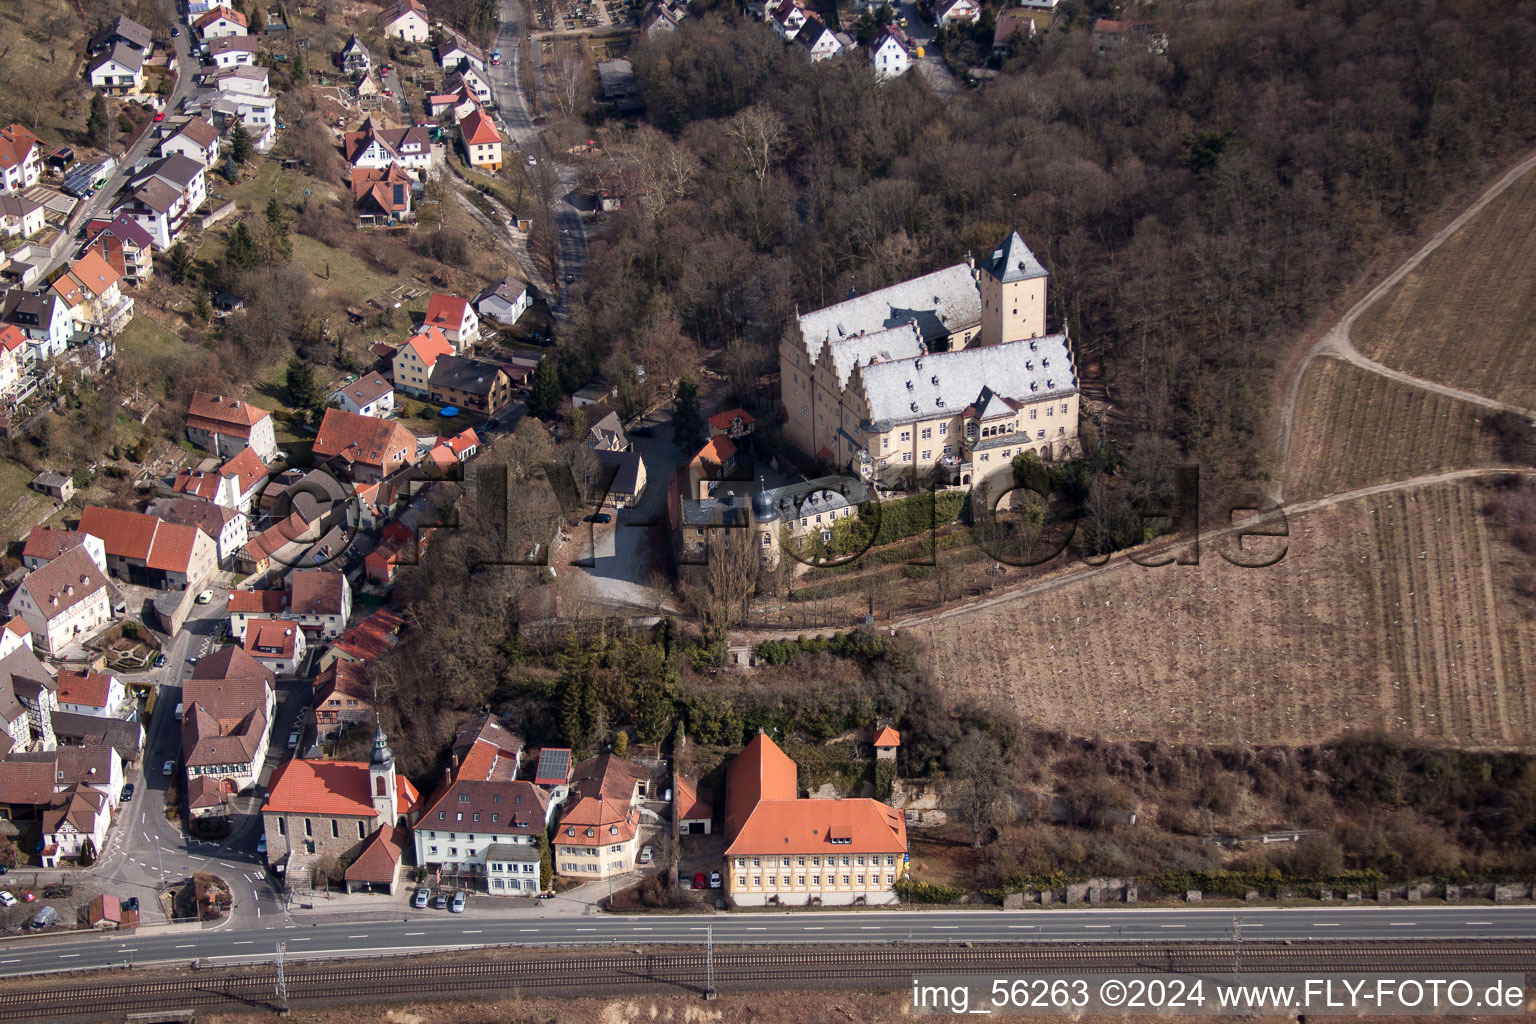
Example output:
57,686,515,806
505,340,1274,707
383,89,393,96
153,111,165,122
693,873,706,889
20,890,35,902
380,66,390,76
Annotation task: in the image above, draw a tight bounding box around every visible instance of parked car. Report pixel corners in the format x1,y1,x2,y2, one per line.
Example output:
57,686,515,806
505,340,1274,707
693,873,706,889
0,892,15,908
287,730,300,749
195,589,215,604
120,783,134,801
709,871,722,889
161,760,175,777
171,26,180,36
256,836,266,855
527,155,537,165
26,906,57,931
123,897,139,912
153,654,167,668
536,890,555,899
412,887,430,909
42,884,71,899
20,890,35,902
450,890,466,913
433,892,449,910
639,845,652,864
630,426,654,438
153,111,165,122
585,512,611,524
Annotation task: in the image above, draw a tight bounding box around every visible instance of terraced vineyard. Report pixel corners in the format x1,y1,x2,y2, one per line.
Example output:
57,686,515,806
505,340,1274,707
929,481,1536,748
1284,357,1504,501
1352,164,1536,410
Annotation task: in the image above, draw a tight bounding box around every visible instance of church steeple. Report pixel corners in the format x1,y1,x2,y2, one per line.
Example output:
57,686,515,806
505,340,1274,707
369,717,397,826
370,718,394,767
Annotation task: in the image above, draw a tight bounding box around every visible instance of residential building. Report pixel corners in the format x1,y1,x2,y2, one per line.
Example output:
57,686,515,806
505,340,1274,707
343,118,434,174
870,28,910,78
88,42,145,95
437,30,487,73
55,670,127,718
708,408,756,442
0,290,73,362
313,408,420,484
170,445,268,512
428,83,482,120
159,117,223,168
0,124,42,194
443,68,494,107
765,474,868,549
224,588,288,640
364,521,432,584
148,496,249,569
422,293,480,350
724,732,907,906
242,620,306,675
553,755,649,879
934,0,981,25
262,725,421,892
194,6,249,41
458,109,503,172
82,216,156,286
8,547,113,655
185,392,277,461
0,640,59,752
77,506,217,591
88,15,154,56
11,742,123,809
640,0,688,36
51,251,133,337
318,608,404,670
21,527,106,572
331,371,396,418
424,427,480,474
49,712,143,768
340,34,372,76
40,785,110,867
0,331,17,397
0,195,45,240
588,411,630,452
474,275,531,326
351,163,414,223
289,569,352,638
207,36,259,68
593,449,646,509
674,774,712,834
181,646,275,797
778,230,1078,489
794,16,845,60
992,12,1037,53
131,154,207,221
770,0,808,40
312,660,371,738
379,0,431,42
428,355,511,413
415,715,551,894
392,326,454,397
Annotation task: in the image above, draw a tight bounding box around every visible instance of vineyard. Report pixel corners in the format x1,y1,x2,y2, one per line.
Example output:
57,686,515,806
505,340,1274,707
1284,356,1503,501
929,481,1536,749
1352,163,1536,410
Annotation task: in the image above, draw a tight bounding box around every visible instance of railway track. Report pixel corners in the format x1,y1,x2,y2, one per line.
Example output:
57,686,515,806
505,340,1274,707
4,942,1534,1021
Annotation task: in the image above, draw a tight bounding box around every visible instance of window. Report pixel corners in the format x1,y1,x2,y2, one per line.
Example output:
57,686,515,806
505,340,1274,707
1003,450,1010,458
752,877,761,886
304,818,313,837
358,821,365,839
1061,403,1069,414
1030,408,1037,419
1046,406,1053,417
277,818,286,835
921,451,931,461
921,427,932,439
1059,426,1065,435
887,874,894,884
450,847,458,856
842,875,851,885
801,518,808,527
1037,430,1045,439
856,856,865,866
738,875,747,887
473,813,480,822
429,845,438,855
797,875,806,886
841,856,850,867
882,437,889,450
811,856,820,866
902,453,911,462
751,857,761,867
857,875,865,885
331,820,339,839
886,856,895,866
812,875,820,885
900,431,910,441
981,454,990,462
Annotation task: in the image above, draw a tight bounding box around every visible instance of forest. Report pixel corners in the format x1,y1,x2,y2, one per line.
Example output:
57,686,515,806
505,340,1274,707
559,0,1536,516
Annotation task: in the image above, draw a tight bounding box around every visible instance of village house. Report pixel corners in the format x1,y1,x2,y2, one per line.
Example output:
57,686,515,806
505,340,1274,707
587,411,630,452
50,712,143,770
708,408,756,443
593,449,647,509
553,755,650,880
351,163,414,224
365,521,433,584
458,109,504,172
224,588,288,640
51,251,133,338
769,0,808,39
148,496,249,570
0,125,42,194
10,742,124,812
0,194,46,241
379,0,431,42
763,475,868,549
185,392,277,461
88,14,154,57
340,35,372,76
0,638,59,752
171,445,268,513
934,0,981,26
78,506,218,591
422,293,480,351
724,732,907,906
312,660,371,738
312,408,420,484
206,37,259,70
262,725,421,893
8,547,114,655
423,428,480,475
88,42,145,95
158,117,223,168
428,83,482,121
242,620,306,675
40,786,110,867
444,67,495,107
0,289,73,363
194,6,249,42
393,326,455,397
55,670,127,718
870,28,910,78
344,118,434,175
992,12,1037,54
779,230,1078,490
474,275,531,326
131,154,208,222
0,331,18,398
82,216,156,286
317,608,404,671
331,370,396,418
794,16,846,60
437,30,487,73
21,527,106,572
288,569,352,639
428,355,511,413
180,647,275,801
414,716,553,894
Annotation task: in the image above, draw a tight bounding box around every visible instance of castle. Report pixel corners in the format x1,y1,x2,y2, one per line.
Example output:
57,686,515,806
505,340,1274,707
778,231,1080,490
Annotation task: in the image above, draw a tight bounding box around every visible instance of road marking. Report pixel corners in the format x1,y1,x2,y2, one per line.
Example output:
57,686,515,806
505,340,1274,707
577,928,595,932
1389,922,1416,926
1464,920,1493,925
804,926,823,931
118,948,136,953
255,907,261,919
0,959,18,964
404,932,425,937
931,925,959,930
746,927,766,931
631,927,651,932
347,935,369,939
518,929,537,933
1084,925,1110,929
860,926,880,930
175,944,195,949
289,937,310,942
1159,924,1185,929
1312,923,1340,927
463,930,482,935
233,941,253,946
59,954,79,959
1006,925,1035,930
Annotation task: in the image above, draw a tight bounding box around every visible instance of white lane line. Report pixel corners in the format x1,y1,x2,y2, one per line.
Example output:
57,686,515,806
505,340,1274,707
1464,920,1493,925
1006,925,1035,930
175,944,195,949
1159,924,1185,929
1312,923,1340,927
631,928,651,932
233,941,253,946
576,928,595,932
256,907,261,919
288,937,310,942
931,926,959,930
746,927,766,931
804,926,823,931
59,954,80,959
347,935,369,939
518,928,537,933
0,959,19,964
1084,925,1110,929
118,948,137,953
463,930,482,935
1389,922,1416,927
404,932,425,937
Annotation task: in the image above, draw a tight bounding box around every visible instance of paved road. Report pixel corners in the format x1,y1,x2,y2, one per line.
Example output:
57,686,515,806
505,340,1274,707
1,906,1533,977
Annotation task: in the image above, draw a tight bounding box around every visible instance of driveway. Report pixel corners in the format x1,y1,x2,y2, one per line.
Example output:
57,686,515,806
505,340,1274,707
584,418,686,607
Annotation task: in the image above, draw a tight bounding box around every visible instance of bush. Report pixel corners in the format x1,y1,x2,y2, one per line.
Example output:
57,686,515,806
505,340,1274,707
894,879,964,904
752,630,887,666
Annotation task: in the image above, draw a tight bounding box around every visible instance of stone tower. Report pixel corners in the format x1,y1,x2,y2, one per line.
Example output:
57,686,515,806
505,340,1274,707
369,719,398,827
751,487,780,571
977,230,1049,347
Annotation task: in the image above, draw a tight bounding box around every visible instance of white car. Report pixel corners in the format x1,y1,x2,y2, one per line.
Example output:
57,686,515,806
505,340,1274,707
162,760,175,777
195,589,215,604
0,891,15,908
526,155,537,166
639,845,653,864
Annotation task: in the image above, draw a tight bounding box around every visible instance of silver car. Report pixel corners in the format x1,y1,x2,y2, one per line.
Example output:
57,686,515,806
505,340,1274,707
450,890,466,913
412,887,430,909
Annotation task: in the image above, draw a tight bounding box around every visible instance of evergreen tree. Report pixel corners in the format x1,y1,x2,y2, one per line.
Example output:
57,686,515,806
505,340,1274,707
528,357,562,419
224,221,259,271
612,730,628,757
537,833,553,890
671,375,703,451
250,4,266,32
86,93,110,148
265,195,285,227
167,241,194,285
229,122,254,164
192,290,213,322
283,355,322,412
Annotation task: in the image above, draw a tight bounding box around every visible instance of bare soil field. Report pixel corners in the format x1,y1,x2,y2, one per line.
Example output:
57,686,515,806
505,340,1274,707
927,480,1536,749
1352,164,1536,409
1284,357,1503,501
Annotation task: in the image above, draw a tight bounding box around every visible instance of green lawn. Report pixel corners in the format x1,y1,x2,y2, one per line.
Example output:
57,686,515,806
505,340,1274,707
393,395,485,436
0,458,53,543
115,317,205,401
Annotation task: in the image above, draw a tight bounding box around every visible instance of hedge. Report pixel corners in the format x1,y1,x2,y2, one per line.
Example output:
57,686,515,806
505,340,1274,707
895,879,964,904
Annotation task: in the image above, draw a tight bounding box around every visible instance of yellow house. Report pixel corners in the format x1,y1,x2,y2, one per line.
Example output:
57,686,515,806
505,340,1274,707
779,231,1079,490
553,754,649,879
391,326,454,398
458,109,503,172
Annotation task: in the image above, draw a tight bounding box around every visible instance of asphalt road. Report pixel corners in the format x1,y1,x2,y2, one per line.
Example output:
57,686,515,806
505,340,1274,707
2,906,1534,978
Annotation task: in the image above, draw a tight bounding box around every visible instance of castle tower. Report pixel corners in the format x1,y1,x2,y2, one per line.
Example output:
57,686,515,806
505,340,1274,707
751,487,780,571
369,719,398,826
977,230,1049,347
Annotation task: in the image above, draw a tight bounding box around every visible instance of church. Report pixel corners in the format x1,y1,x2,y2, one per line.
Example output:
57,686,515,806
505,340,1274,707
778,231,1080,490
261,723,421,894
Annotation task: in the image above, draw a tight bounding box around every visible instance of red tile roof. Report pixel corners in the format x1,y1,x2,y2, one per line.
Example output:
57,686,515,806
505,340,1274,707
171,468,221,500
0,325,26,353
344,823,405,883
78,505,156,561
691,436,738,466
0,759,56,806
56,670,116,709
313,408,419,471
707,408,756,430
191,645,276,687
289,569,346,616
724,731,797,842
22,526,90,563
675,774,712,822
423,293,473,333
556,754,647,846
227,589,289,614
723,796,908,858
244,620,299,659
195,5,248,29
187,392,271,435
332,608,404,662
144,520,202,574
0,125,41,175
873,725,901,748
458,108,501,147
265,759,419,817
400,326,454,366
20,546,110,621
220,447,267,495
